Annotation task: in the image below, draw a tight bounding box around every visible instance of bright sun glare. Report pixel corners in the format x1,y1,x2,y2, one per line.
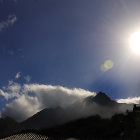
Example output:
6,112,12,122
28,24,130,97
130,30,140,54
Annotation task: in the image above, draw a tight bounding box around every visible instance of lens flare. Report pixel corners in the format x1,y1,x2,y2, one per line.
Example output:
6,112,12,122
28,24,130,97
100,60,114,72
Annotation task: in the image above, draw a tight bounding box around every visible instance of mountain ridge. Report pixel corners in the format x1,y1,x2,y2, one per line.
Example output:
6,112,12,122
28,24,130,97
21,92,132,129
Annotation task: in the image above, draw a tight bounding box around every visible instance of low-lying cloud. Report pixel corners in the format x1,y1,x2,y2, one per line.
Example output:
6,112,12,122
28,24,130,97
0,83,95,121
117,97,140,104
2,95,40,121
0,81,136,123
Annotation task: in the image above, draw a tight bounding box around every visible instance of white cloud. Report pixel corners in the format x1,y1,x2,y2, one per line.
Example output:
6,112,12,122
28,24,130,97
15,72,21,79
0,82,134,123
0,82,21,100
8,82,21,93
23,84,95,108
24,75,31,82
0,90,11,100
8,15,17,24
0,83,96,121
0,15,17,31
117,97,140,104
2,95,40,121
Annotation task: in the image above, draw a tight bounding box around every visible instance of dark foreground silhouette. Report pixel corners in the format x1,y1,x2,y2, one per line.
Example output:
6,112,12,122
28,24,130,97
40,111,140,140
1,111,140,140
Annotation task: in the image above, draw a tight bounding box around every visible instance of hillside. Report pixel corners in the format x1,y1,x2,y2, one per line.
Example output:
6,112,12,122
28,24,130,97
40,111,140,140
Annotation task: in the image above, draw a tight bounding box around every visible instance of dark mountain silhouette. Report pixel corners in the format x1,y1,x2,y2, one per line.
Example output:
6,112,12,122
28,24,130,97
21,107,67,129
2,111,140,140
21,106,88,129
0,117,21,138
85,91,117,106
41,111,137,140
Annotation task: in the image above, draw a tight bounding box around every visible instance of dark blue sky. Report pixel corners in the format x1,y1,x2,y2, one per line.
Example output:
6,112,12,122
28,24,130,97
1,0,140,105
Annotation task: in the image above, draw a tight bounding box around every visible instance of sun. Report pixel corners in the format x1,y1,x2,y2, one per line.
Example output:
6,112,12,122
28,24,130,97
129,30,140,54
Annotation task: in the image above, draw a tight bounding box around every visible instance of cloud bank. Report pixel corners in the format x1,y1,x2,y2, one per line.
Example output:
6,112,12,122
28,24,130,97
0,83,95,121
0,15,17,31
117,97,140,104
0,81,136,123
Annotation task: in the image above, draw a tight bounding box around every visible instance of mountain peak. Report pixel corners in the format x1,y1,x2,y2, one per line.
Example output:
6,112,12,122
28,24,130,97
95,92,111,100
85,91,117,106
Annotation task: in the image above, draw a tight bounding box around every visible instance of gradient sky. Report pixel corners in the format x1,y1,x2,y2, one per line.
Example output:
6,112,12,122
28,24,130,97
1,0,140,113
